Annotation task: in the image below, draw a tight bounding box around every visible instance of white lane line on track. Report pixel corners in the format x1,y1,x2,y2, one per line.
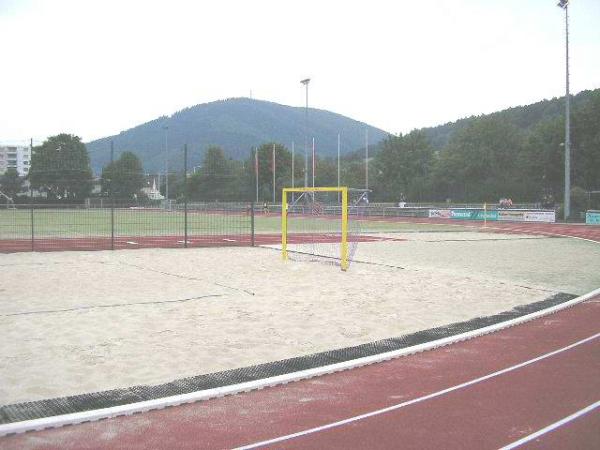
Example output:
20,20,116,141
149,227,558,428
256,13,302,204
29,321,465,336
235,332,600,450
499,400,600,450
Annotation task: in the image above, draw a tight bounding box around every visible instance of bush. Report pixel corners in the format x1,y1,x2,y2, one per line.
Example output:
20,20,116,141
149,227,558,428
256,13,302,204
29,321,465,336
570,186,588,214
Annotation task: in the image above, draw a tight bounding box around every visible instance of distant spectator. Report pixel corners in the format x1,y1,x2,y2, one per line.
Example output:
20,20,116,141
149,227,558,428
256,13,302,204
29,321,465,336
398,193,407,207
542,194,555,209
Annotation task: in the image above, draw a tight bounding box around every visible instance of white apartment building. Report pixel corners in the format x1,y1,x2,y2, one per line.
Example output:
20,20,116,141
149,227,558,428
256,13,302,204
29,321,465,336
0,145,31,176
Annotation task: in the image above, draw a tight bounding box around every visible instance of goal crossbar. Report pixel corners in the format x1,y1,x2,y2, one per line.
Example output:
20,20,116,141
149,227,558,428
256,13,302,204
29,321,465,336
282,186,349,271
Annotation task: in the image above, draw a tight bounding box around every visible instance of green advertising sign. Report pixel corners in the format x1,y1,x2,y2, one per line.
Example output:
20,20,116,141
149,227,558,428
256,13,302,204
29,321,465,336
586,210,600,225
450,209,498,221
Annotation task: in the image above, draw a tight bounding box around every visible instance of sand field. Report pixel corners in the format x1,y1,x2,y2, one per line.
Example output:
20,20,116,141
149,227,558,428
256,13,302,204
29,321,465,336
1,231,599,405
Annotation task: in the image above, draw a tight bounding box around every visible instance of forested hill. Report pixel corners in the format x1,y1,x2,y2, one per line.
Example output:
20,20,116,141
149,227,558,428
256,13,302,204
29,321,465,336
422,89,598,149
85,98,388,173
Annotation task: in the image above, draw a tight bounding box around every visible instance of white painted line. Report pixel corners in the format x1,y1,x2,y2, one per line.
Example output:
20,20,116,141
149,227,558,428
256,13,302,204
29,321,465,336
223,238,237,242
234,333,600,449
1,287,599,437
499,400,600,450
539,233,600,246
125,241,138,245
472,226,600,246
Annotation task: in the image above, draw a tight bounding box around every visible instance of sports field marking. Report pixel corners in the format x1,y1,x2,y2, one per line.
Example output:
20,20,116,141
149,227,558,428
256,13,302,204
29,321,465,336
235,332,600,450
499,400,600,449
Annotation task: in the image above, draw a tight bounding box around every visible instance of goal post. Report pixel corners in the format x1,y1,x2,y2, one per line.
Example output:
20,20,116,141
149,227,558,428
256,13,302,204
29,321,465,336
282,186,350,271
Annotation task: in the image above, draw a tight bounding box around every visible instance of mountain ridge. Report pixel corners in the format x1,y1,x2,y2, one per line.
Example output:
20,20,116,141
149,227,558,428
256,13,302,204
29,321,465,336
86,97,389,173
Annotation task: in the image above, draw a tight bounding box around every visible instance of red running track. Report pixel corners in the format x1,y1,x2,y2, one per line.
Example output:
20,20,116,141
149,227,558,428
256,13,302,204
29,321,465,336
0,233,400,253
1,217,598,253
355,215,600,243
3,297,598,449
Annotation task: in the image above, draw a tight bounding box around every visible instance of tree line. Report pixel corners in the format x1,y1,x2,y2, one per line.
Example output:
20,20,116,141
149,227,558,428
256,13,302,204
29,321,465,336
2,91,598,215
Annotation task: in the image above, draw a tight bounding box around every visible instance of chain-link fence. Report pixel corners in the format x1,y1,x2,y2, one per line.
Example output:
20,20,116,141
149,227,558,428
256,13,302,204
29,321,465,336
0,138,256,253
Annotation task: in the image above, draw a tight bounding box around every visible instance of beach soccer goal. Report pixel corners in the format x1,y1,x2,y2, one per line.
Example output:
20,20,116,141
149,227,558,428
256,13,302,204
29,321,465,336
281,187,367,271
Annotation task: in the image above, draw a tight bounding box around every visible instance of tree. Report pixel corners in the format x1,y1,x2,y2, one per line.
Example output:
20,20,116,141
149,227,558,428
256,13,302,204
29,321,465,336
0,168,22,200
518,118,564,202
571,90,600,194
29,134,93,202
244,143,294,202
432,117,524,202
101,151,145,200
373,131,434,202
188,146,236,201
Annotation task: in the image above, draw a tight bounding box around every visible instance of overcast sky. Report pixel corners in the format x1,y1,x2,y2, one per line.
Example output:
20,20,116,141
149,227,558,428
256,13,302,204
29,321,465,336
1,0,599,145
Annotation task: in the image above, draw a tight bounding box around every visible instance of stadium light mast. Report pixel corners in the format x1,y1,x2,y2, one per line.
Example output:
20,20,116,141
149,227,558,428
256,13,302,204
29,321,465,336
162,124,169,206
301,78,310,188
558,0,571,221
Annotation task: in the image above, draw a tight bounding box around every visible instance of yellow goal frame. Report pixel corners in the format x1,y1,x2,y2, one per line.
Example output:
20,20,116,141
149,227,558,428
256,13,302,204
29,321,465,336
281,186,349,271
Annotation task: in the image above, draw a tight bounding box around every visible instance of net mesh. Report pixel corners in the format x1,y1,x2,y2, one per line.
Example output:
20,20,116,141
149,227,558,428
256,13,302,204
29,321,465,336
283,189,367,268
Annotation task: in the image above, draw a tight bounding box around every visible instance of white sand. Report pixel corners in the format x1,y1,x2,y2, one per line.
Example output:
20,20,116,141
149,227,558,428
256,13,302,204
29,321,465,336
0,231,598,405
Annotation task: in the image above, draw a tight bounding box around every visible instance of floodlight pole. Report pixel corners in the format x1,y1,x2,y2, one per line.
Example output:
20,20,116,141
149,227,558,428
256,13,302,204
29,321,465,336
291,141,295,188
162,124,169,207
559,0,571,221
301,78,310,188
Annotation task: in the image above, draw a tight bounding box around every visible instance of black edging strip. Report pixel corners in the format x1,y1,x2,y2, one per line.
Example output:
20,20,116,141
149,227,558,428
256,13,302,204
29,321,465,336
0,292,577,425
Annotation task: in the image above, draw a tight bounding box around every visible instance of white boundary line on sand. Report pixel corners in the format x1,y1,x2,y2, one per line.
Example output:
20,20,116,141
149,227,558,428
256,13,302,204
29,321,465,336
1,287,599,437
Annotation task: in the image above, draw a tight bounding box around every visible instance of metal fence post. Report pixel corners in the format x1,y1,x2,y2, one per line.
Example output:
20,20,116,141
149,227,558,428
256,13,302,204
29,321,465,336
184,144,188,249
30,186,34,252
110,141,115,250
250,202,255,247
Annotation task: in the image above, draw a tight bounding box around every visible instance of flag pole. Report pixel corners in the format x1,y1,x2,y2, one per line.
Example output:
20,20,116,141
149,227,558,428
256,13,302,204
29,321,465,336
254,147,259,203
272,143,276,204
312,137,315,188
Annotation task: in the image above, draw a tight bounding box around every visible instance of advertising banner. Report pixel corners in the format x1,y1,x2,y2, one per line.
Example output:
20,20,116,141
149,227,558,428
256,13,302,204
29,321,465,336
450,209,498,220
429,209,452,219
523,211,556,223
429,208,555,223
498,210,525,222
586,210,600,225
428,209,498,221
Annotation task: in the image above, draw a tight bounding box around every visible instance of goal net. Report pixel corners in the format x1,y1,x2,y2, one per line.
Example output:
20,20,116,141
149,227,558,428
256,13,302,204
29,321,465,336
281,187,368,271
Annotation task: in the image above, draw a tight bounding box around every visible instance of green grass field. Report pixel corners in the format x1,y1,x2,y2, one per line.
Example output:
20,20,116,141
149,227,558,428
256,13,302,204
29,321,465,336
0,208,465,239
